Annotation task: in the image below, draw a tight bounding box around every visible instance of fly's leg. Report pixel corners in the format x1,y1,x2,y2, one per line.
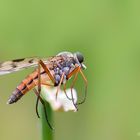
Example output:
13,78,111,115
34,60,55,120
55,73,65,100
35,60,41,118
38,60,55,84
37,81,54,115
33,88,54,130
63,83,72,100
67,65,88,107
67,66,81,110
36,96,40,118
41,97,54,130
76,69,88,105
63,65,81,100
70,67,80,110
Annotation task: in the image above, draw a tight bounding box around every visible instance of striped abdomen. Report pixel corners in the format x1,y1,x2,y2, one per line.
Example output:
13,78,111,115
7,70,52,104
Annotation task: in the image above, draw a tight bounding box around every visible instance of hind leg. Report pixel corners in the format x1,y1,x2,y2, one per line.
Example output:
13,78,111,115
33,88,54,130
34,60,55,119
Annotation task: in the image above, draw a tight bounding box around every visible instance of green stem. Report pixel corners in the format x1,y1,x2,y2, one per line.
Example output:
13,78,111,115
39,102,53,140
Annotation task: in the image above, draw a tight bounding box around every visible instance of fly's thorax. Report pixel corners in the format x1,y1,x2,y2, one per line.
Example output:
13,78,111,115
54,62,75,86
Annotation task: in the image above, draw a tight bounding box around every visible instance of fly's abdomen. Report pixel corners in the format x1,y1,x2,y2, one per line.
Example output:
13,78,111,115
7,71,38,104
7,88,24,104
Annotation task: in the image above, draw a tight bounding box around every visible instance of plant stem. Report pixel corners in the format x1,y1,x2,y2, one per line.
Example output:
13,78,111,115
39,102,53,140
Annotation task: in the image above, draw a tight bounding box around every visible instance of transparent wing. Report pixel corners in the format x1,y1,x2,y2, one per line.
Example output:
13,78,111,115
0,57,49,75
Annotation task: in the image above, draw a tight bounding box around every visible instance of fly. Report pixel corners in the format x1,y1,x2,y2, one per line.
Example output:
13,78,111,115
0,51,87,129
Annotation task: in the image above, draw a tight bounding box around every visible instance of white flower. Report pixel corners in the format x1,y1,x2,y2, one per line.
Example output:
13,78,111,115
41,86,77,112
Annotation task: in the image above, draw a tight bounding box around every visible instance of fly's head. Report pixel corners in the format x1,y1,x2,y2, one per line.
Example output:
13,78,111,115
74,52,86,70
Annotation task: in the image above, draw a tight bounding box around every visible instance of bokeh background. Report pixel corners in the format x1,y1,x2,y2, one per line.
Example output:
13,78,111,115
0,0,140,140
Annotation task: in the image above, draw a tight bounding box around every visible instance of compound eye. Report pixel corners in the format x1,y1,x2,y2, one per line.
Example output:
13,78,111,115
75,52,84,63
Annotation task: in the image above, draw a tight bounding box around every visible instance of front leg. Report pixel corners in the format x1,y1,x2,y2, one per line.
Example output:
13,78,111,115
67,64,88,107
67,65,81,110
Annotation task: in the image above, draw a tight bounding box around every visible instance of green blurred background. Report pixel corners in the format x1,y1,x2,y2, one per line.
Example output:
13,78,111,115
0,0,140,140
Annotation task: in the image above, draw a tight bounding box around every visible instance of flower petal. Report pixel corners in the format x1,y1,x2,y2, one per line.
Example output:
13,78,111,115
41,86,77,112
